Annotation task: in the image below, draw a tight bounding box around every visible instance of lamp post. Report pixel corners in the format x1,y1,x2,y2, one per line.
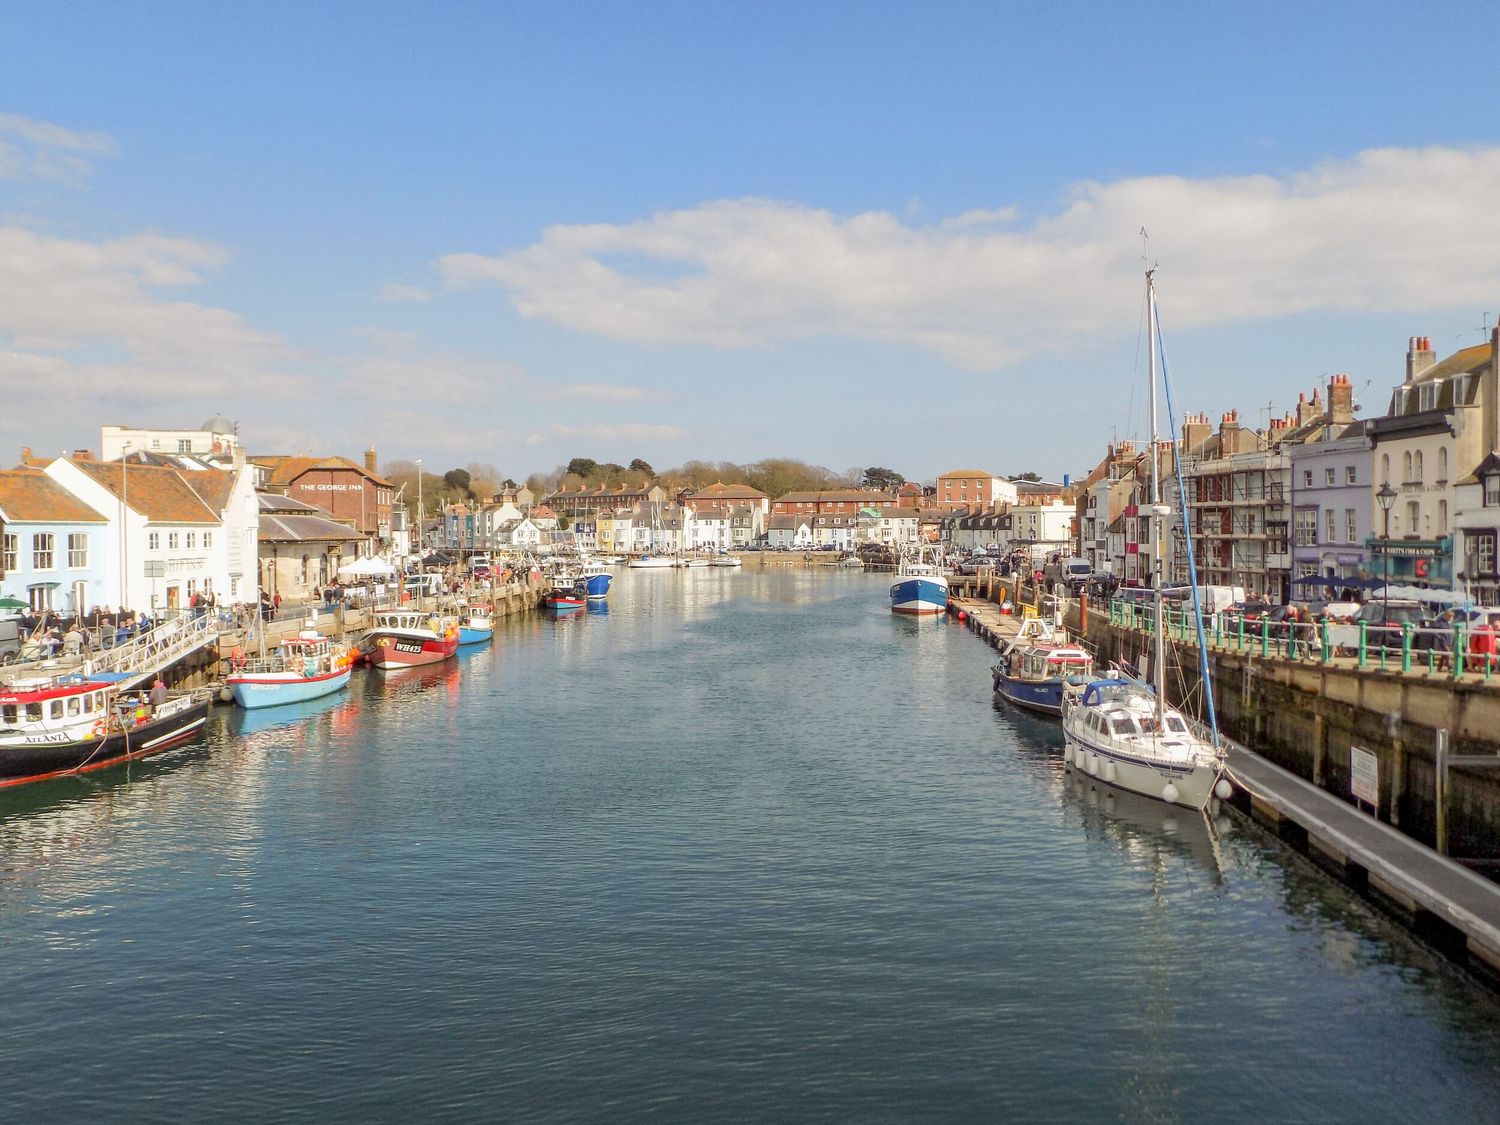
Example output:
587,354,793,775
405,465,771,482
120,442,131,611
416,459,423,560
1377,482,1397,644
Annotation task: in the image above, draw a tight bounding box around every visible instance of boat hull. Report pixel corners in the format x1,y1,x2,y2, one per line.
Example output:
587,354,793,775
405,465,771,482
1061,726,1220,810
0,696,211,787
576,573,612,600
890,577,949,615
457,624,494,645
227,665,353,709
364,631,459,669
993,675,1069,716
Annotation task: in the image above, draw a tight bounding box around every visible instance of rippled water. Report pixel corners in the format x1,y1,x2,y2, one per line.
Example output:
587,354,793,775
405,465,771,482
4,569,1500,1121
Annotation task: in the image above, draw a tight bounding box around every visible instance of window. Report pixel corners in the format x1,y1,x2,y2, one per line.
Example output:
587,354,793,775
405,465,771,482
1302,470,1313,488
32,533,54,569
148,531,160,550
1488,476,1500,507
1346,466,1357,484
1438,500,1448,535
1415,451,1424,481
178,439,191,452
1295,509,1316,547
1325,468,1336,486
1,533,15,572
1297,562,1318,579
1381,454,1390,482
1439,447,1449,481
187,532,196,549
1419,382,1438,412
1403,451,1413,481
204,531,212,549
68,533,87,567
168,532,180,549
1325,509,1337,543
1346,509,1357,544
1406,500,1420,534
1476,533,1498,576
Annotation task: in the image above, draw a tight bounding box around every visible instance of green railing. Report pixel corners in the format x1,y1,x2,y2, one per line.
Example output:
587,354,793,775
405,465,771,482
1107,598,1494,681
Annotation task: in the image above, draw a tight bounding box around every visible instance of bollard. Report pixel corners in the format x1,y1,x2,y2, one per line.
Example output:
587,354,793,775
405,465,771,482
1357,621,1367,669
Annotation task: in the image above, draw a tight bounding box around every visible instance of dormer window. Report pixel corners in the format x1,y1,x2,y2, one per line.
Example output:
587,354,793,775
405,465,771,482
1485,474,1500,507
1419,381,1439,412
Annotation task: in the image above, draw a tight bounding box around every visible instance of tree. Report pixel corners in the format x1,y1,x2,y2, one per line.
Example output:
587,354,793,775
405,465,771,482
628,457,655,478
860,466,905,492
1011,472,1042,482
566,457,599,479
444,468,472,495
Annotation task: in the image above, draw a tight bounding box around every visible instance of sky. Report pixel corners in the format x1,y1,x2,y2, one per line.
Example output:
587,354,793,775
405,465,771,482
3,1,1500,485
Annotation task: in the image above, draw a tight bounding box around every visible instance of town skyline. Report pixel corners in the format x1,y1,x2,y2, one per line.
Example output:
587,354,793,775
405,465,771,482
4,4,1499,481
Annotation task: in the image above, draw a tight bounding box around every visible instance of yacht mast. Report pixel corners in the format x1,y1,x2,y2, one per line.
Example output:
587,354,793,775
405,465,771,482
1146,270,1167,723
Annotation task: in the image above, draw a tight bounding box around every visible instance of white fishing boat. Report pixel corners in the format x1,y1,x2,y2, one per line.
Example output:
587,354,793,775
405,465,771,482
889,545,949,615
1060,268,1229,810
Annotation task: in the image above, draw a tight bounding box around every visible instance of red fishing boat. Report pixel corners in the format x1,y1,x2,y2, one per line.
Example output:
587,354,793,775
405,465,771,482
358,609,459,670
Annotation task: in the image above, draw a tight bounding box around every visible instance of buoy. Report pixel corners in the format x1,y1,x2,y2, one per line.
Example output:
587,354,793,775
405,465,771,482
1161,783,1180,805
218,686,234,703
1214,778,1234,801
957,611,966,622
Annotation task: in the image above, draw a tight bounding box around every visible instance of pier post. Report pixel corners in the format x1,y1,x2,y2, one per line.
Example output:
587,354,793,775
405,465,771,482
1436,728,1450,855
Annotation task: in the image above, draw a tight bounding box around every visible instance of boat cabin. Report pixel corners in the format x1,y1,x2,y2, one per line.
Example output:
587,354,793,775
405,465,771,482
0,676,121,744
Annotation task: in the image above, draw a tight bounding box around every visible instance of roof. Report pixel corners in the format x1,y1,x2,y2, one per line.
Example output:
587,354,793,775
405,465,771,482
258,512,366,544
258,492,326,514
259,454,391,488
67,459,220,524
774,490,897,504
686,482,768,500
937,468,995,478
0,470,107,523
1415,342,1494,384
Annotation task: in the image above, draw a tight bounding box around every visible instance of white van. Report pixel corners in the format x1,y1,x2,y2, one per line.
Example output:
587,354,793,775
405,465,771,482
1161,584,1245,616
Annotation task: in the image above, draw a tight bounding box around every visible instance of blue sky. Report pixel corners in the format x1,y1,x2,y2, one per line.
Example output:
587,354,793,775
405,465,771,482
4,2,1499,484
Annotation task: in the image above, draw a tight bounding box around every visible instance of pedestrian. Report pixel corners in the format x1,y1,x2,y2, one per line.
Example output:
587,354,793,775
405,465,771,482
273,591,282,613
63,621,84,657
149,676,168,712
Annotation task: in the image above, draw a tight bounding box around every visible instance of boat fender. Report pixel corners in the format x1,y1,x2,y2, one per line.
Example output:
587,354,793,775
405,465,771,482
90,719,106,739
1161,783,1180,805
1214,778,1234,801
1104,761,1117,783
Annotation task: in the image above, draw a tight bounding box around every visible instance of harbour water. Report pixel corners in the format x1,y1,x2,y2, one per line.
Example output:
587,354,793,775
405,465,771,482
5,569,1500,1121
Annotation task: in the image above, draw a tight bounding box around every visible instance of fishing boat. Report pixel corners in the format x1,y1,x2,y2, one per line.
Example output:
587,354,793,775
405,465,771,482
359,608,460,669
1060,268,1229,809
889,545,949,616
0,674,210,787
992,642,1095,716
709,555,742,567
226,628,357,709
573,559,614,601
457,604,495,645
545,586,586,611
628,555,674,569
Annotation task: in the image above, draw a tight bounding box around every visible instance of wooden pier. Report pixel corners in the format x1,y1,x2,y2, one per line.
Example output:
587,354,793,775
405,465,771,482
952,592,1500,981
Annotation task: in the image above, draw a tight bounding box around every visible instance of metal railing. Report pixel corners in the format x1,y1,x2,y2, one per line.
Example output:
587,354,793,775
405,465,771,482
1108,598,1497,680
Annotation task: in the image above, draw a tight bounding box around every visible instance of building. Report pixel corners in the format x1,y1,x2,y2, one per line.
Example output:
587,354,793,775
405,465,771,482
682,483,770,539
256,494,366,601
771,490,897,516
1289,413,1372,589
767,514,813,549
1455,453,1500,605
0,469,110,613
257,449,395,548
101,415,242,462
1365,333,1500,591
541,481,666,519
933,470,1017,511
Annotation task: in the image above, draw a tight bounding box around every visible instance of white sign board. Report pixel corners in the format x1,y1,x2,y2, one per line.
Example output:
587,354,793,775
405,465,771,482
1350,745,1379,808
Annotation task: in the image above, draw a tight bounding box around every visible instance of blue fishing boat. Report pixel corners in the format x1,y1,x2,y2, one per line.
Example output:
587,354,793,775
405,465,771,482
573,559,613,601
992,642,1095,716
889,546,949,616
226,630,357,709
457,604,494,646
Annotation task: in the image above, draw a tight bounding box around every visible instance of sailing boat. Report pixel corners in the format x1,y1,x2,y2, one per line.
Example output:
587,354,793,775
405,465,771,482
1060,269,1230,810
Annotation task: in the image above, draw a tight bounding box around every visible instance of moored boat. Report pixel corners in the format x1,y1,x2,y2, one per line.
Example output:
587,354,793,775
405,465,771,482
709,555,742,567
574,559,614,600
457,604,495,645
0,674,211,787
227,629,357,709
890,547,949,616
992,642,1095,716
628,555,674,569
359,609,459,669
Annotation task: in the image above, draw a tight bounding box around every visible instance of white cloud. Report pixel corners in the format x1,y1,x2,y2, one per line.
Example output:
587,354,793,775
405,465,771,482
375,283,432,302
539,382,648,402
0,111,118,184
439,145,1500,370
545,423,685,442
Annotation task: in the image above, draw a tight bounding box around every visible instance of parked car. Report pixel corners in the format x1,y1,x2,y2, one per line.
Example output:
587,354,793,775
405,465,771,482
1222,601,1274,629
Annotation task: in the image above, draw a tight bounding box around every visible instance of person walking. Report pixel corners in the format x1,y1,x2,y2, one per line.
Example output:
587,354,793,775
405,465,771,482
149,676,168,713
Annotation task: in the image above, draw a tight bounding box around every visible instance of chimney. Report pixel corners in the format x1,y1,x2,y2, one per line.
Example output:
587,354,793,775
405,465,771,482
364,446,378,474
1219,409,1244,455
20,446,33,462
1406,335,1437,383
1181,412,1211,455
1328,372,1354,425
73,448,94,460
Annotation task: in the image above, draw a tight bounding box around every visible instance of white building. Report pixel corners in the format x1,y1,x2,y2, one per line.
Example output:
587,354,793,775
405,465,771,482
101,415,242,462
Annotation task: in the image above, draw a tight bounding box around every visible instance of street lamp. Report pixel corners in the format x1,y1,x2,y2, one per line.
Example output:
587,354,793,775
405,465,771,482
416,459,423,559
1377,481,1397,644
120,441,131,612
